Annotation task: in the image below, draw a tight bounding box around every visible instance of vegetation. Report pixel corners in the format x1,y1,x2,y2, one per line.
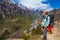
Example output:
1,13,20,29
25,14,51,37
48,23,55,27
32,25,43,35
0,0,42,39
0,13,39,39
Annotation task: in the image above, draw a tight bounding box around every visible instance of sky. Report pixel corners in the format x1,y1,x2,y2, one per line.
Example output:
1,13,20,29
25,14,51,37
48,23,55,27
10,0,60,11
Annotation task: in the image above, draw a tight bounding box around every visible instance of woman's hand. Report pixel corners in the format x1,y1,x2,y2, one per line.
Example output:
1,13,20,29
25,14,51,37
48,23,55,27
42,29,45,32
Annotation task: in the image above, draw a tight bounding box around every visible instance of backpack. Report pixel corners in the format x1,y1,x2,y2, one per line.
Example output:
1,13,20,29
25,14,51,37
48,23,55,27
49,14,54,27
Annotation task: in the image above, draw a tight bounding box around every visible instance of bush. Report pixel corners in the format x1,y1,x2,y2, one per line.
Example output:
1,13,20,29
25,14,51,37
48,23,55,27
0,29,10,40
32,25,43,35
22,33,30,40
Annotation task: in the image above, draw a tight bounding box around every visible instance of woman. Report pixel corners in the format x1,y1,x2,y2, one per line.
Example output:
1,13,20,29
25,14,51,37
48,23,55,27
40,10,50,40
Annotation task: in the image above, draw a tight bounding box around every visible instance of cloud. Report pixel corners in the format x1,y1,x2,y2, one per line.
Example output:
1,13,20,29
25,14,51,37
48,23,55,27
37,3,53,11
11,0,53,11
20,0,45,8
20,0,53,11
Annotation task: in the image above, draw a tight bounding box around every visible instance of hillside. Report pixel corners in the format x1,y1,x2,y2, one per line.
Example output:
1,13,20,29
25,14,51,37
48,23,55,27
0,0,35,20
0,0,38,40
48,9,60,21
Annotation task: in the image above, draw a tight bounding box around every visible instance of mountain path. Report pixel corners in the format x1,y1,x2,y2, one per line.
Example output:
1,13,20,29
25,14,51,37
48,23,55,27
44,21,60,40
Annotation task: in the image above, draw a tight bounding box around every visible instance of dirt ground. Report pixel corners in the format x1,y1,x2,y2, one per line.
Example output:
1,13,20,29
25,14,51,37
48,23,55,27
47,21,60,40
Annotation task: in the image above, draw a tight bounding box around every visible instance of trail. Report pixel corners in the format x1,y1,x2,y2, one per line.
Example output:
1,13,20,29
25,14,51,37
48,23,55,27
47,27,59,40
41,21,60,40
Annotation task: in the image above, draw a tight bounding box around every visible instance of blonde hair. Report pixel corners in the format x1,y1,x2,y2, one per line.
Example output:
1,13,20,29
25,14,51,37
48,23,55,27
43,10,48,15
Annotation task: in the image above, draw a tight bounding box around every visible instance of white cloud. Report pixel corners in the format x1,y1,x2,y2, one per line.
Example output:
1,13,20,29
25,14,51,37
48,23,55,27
19,0,53,11
11,0,53,11
37,3,53,11
20,0,45,8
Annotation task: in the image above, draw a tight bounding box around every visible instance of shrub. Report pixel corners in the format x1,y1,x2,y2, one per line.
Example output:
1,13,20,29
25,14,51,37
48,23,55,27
32,25,43,35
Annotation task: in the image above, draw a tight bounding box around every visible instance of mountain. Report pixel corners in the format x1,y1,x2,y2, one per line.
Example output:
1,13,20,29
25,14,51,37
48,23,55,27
0,0,60,21
0,0,34,19
48,9,60,21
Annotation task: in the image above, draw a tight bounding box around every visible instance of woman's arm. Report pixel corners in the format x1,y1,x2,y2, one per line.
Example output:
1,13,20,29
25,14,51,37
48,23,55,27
40,13,44,19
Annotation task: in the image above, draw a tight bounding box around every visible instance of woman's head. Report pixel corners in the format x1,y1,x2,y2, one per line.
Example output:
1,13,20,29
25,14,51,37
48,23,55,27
43,10,48,16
